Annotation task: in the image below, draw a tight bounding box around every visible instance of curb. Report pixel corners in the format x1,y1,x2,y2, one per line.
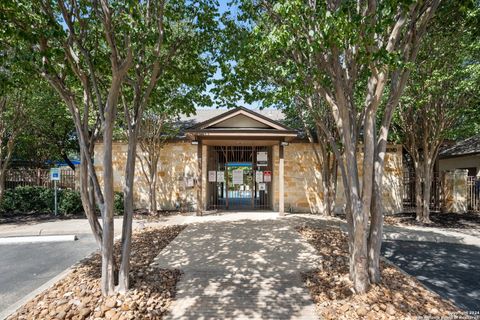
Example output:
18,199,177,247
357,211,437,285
0,249,98,320
0,233,123,320
0,235,77,245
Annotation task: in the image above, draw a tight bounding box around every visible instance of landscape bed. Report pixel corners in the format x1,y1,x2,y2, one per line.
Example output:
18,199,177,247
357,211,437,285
297,225,462,320
7,225,185,320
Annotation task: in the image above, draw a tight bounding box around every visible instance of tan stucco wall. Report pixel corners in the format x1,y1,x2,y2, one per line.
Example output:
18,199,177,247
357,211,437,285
95,141,403,214
439,154,480,177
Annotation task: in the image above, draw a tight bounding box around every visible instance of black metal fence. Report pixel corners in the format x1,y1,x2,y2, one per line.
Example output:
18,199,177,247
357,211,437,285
403,171,480,213
5,168,76,190
467,176,480,212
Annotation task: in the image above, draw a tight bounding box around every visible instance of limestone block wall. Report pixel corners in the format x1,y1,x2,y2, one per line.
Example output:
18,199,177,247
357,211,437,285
273,143,403,214
94,141,198,211
442,170,469,213
95,141,403,214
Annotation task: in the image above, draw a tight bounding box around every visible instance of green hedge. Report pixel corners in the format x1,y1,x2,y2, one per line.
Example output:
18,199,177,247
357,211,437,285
1,186,124,216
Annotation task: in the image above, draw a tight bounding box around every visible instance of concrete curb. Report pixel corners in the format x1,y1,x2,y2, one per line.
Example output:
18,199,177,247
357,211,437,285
0,248,98,320
0,233,124,320
0,235,77,245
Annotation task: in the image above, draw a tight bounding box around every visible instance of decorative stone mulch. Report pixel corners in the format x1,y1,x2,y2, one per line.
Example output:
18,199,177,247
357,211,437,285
7,225,185,320
297,226,463,319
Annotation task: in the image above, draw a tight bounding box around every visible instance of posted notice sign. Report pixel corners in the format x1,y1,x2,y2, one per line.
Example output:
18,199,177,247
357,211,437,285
255,171,263,183
217,171,225,183
208,171,216,182
50,168,61,181
232,170,244,185
264,171,272,182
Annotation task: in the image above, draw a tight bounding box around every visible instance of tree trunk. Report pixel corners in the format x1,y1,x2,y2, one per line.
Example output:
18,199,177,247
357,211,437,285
367,151,384,284
351,199,370,294
118,132,138,292
79,152,103,248
415,163,424,221
148,159,158,215
0,169,6,205
421,162,432,223
101,105,116,296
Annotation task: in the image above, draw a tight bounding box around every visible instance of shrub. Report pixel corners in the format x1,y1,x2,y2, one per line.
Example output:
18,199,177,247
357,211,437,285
114,191,124,216
1,186,54,213
1,186,123,216
59,189,83,215
1,186,84,215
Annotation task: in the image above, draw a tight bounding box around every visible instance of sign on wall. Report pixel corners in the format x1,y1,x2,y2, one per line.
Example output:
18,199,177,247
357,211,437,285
255,171,263,183
257,151,268,167
264,171,272,182
232,169,244,185
258,182,266,191
208,171,216,182
217,171,225,183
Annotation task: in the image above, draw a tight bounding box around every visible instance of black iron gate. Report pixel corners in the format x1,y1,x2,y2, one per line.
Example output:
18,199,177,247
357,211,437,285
207,146,272,210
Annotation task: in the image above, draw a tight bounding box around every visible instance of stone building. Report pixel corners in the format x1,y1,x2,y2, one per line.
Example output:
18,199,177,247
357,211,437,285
94,107,403,214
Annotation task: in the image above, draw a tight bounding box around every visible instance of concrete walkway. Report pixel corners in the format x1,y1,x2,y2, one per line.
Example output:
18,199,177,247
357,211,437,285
152,219,321,320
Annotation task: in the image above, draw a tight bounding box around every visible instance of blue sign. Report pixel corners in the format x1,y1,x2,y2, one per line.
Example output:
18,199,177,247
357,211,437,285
50,168,61,181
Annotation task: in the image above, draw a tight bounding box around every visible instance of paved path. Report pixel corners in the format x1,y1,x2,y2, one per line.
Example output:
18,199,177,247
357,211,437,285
152,219,321,320
0,234,97,318
382,240,480,311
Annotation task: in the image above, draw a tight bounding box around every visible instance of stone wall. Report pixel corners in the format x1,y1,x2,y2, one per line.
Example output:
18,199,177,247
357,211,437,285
272,143,403,214
95,141,403,214
94,141,198,211
441,170,469,213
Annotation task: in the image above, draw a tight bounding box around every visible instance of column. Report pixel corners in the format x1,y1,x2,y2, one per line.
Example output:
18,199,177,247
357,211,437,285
196,141,203,216
279,142,285,216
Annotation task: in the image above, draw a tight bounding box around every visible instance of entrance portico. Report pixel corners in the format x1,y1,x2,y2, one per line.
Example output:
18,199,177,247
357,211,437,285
185,107,297,214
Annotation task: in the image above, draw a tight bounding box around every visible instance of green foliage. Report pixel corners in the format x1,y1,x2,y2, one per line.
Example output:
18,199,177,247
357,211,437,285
59,189,83,215
114,191,124,216
391,0,480,143
1,186,85,216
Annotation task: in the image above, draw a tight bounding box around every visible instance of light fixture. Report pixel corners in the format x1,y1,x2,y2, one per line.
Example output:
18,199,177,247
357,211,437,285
191,140,199,145
281,141,289,146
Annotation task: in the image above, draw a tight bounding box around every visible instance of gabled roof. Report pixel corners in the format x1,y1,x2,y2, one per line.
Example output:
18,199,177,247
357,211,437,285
187,107,293,131
184,107,298,140
440,134,480,158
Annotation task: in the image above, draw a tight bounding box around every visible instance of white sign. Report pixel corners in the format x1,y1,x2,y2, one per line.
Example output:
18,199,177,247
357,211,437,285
264,171,272,182
258,183,266,191
50,168,61,181
217,171,225,183
255,171,263,183
186,178,195,187
208,171,216,182
232,169,244,185
257,151,268,162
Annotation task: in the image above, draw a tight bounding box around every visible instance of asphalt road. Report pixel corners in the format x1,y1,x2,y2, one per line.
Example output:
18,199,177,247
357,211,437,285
0,234,98,315
382,239,480,311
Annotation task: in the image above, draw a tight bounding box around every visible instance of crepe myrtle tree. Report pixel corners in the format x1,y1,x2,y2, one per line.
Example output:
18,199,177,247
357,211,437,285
115,0,217,292
393,0,480,223
3,0,218,295
219,0,440,293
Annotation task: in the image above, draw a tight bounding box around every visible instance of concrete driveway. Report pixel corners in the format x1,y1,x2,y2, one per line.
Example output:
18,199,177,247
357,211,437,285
0,234,98,317
382,240,480,311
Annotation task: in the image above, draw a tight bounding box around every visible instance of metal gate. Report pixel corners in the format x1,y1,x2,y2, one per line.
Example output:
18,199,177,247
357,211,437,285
207,146,272,210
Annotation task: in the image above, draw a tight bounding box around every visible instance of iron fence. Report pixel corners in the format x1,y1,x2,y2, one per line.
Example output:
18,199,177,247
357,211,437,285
402,171,442,212
5,168,76,190
467,176,480,213
403,171,480,213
